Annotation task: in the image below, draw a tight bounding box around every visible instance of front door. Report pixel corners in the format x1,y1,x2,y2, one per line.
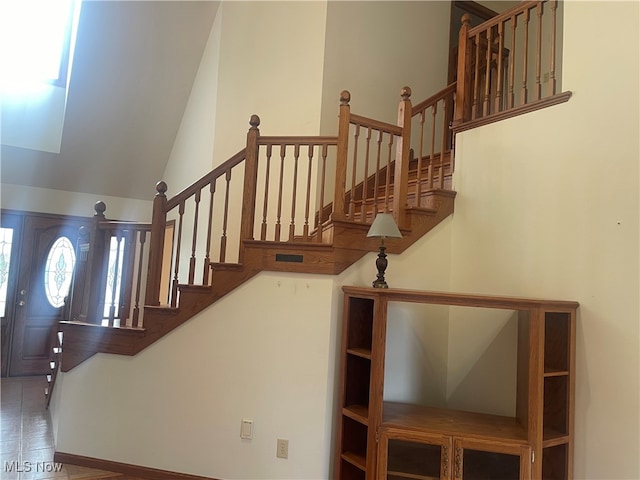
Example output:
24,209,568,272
1,211,90,376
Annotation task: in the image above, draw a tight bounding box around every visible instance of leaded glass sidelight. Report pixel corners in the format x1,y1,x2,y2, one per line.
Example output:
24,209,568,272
102,236,125,323
0,228,14,317
44,236,76,308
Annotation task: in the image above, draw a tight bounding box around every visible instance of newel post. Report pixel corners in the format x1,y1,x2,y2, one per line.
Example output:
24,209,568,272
454,13,472,126
239,115,260,261
332,90,351,221
145,182,168,306
393,86,412,229
82,201,108,323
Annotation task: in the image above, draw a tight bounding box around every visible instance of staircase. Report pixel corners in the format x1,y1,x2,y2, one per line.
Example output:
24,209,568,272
49,0,569,381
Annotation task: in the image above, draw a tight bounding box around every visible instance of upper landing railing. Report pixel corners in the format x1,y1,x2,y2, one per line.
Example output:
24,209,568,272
454,0,570,131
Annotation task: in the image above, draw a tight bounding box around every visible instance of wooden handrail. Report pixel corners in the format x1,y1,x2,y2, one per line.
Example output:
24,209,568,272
165,149,247,212
98,221,152,231
258,136,338,145
348,114,403,136
467,1,541,36
412,82,457,116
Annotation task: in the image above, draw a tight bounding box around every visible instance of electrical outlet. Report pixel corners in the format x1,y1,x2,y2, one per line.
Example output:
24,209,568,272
240,419,253,439
276,438,289,459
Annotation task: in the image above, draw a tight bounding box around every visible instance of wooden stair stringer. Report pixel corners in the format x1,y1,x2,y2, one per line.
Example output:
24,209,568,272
136,265,261,353
59,266,260,371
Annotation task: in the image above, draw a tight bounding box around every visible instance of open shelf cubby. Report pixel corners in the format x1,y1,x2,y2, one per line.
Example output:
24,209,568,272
542,443,569,480
544,312,570,374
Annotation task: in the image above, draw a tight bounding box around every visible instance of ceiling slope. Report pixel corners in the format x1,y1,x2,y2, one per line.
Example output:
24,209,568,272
1,1,218,201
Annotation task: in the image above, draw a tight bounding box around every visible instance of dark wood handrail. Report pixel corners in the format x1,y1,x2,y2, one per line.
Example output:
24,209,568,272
97,221,152,231
467,0,542,36
349,113,403,136
412,82,457,115
165,149,247,211
258,136,338,145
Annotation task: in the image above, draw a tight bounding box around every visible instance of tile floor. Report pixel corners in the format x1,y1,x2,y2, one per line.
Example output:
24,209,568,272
1,376,145,480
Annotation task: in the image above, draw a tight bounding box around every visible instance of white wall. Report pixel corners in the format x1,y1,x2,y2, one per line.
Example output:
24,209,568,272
55,273,336,479
0,183,151,221
449,1,639,478
163,4,222,195
212,1,328,162
320,1,451,132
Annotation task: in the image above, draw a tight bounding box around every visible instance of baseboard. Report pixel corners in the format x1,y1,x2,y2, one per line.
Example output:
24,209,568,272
54,452,218,480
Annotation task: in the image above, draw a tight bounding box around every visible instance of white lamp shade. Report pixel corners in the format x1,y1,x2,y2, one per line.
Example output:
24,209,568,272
366,213,402,238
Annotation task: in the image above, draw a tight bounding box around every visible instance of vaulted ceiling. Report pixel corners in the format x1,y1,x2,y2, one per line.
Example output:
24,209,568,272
1,1,218,201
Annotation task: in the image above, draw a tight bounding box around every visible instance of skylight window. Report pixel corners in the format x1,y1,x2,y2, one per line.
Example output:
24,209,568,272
0,0,78,87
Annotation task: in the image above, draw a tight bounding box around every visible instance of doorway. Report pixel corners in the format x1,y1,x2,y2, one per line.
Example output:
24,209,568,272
1,210,91,376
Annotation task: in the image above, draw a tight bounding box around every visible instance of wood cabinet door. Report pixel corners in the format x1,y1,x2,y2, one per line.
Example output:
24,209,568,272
453,437,532,480
377,428,453,480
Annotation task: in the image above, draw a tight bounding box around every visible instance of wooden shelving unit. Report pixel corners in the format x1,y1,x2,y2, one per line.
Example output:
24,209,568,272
334,286,578,480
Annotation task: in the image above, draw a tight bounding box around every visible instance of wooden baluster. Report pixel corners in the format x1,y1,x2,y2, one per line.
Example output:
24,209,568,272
275,145,286,241
393,86,411,225
509,14,517,109
495,20,505,113
429,105,437,190
145,182,167,306
188,189,200,284
239,115,260,262
220,170,231,262
119,228,137,327
535,2,543,100
549,0,557,96
202,180,215,284
171,202,185,307
417,112,426,201
383,133,392,212
522,8,530,105
317,144,328,243
261,144,272,241
439,99,449,190
483,26,492,116
303,144,313,240
333,90,350,221
289,144,300,241
373,130,383,215
454,13,472,125
348,124,360,220
472,32,481,119
108,233,122,326
448,93,456,173
363,128,372,222
132,230,146,328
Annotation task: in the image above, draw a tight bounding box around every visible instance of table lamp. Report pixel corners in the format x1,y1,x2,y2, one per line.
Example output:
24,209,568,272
366,213,402,288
